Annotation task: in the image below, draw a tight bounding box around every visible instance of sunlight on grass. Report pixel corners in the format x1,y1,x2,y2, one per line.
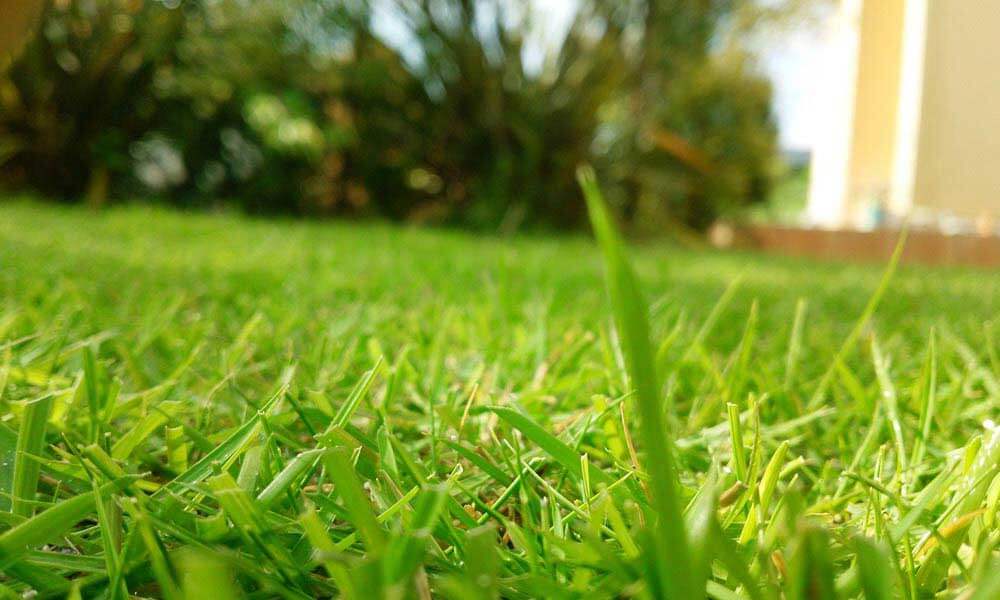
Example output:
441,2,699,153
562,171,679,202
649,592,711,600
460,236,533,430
2,199,1000,597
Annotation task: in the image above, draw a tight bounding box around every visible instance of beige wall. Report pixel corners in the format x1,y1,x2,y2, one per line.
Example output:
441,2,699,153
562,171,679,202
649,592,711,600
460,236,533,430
809,0,1000,227
847,0,906,204
909,1,1000,218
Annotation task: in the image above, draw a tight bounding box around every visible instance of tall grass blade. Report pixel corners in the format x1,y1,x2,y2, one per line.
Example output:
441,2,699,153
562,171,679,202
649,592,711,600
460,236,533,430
807,229,907,410
11,393,53,517
577,166,693,598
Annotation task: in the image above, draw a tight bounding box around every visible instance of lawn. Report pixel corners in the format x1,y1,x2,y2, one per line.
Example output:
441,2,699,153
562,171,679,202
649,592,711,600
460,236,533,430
2,198,1000,598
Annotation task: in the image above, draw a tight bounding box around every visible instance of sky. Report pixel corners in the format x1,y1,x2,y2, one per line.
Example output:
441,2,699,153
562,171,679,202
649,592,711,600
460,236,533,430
754,18,834,151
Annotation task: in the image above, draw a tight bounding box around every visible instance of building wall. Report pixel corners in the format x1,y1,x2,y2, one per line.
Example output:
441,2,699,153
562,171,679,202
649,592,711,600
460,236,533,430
846,0,906,207
910,1,1000,219
808,0,1000,228
807,0,906,228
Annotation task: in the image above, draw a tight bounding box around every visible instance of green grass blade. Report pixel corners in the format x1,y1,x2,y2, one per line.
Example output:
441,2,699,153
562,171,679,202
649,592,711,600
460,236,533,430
91,479,126,600
785,523,837,600
327,358,383,432
208,472,266,534
256,448,326,508
384,484,449,585
489,406,584,475
0,481,122,569
852,536,894,600
444,440,513,486
969,559,1000,600
176,548,241,600
0,423,16,513
783,298,808,392
578,166,692,598
156,391,281,498
11,393,54,518
323,446,386,554
807,229,907,410
300,505,355,594
124,498,182,600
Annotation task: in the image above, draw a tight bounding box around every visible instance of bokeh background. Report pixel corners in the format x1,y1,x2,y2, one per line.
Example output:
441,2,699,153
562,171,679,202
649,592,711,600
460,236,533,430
0,0,825,233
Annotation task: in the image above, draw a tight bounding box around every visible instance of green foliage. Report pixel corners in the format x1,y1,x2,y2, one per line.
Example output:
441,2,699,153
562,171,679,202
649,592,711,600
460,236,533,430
3,198,1000,597
0,0,186,202
1,0,782,230
651,52,779,231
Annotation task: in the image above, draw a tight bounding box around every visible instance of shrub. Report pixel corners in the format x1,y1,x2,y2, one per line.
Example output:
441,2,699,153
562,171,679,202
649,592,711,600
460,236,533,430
0,0,783,231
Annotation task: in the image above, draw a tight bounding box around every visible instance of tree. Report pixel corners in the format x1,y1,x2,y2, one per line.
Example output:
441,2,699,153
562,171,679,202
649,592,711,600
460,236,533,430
0,0,187,204
0,0,46,69
1,0,807,232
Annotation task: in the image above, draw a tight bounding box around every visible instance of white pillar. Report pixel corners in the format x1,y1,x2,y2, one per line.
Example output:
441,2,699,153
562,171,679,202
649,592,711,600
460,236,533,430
806,0,863,228
808,0,908,228
889,0,928,218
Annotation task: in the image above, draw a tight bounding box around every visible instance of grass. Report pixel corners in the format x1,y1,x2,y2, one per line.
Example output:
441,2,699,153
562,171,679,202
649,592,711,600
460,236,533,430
745,166,811,225
1,194,1000,598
